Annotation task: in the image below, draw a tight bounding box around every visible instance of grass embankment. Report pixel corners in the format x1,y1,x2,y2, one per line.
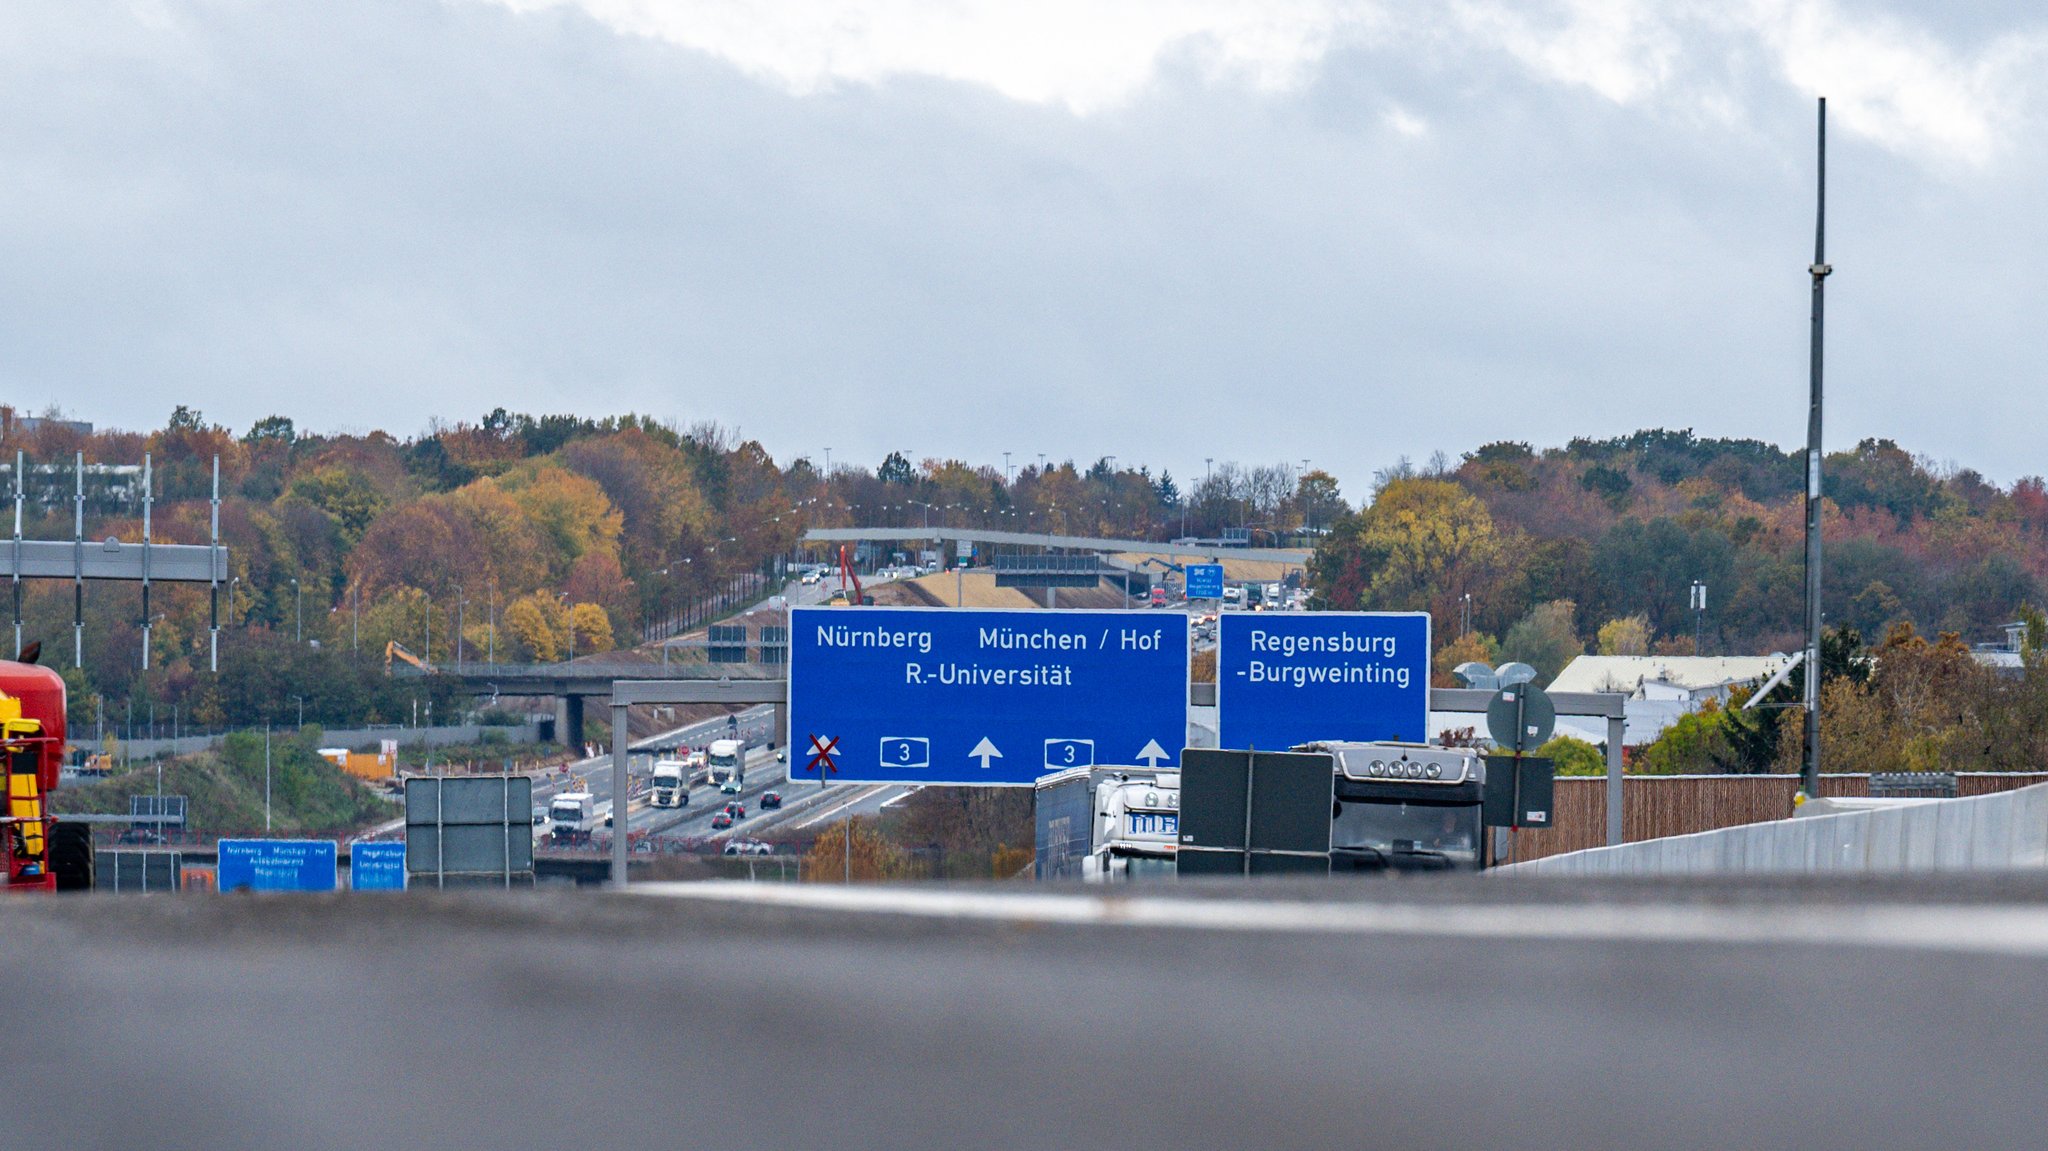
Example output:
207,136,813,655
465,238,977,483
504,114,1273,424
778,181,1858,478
55,726,394,839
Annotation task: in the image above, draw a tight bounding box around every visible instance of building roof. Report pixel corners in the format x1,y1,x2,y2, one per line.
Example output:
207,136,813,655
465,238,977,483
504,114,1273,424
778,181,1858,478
1547,655,1789,697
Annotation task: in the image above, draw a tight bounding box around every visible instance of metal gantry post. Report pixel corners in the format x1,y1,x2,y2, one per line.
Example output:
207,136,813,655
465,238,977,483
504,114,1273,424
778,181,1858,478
1605,712,1625,846
1801,97,1832,798
141,454,152,669
10,450,21,659
72,452,84,666
209,455,221,672
611,700,629,888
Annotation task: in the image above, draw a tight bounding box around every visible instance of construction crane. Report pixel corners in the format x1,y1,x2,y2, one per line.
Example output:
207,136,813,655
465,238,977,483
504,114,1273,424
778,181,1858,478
828,543,872,606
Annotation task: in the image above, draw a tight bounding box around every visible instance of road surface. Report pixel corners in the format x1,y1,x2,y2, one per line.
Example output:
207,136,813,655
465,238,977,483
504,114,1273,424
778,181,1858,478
11,876,2048,1148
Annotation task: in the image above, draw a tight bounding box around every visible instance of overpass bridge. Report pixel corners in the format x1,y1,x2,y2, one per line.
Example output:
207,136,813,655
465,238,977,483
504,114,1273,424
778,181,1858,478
801,526,1312,565
391,660,785,748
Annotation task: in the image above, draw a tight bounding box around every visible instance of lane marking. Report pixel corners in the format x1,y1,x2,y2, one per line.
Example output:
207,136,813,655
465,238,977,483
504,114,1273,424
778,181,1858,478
632,884,2048,958
792,786,885,830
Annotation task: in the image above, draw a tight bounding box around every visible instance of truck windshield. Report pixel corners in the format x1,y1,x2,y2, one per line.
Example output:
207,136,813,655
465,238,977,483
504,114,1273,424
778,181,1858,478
1332,801,1478,868
709,754,739,770
549,806,581,822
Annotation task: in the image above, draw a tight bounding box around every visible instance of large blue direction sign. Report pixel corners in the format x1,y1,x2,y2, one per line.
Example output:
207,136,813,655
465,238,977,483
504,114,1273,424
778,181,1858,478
1184,563,1225,600
218,839,338,893
1217,612,1431,750
789,606,1189,786
349,841,407,891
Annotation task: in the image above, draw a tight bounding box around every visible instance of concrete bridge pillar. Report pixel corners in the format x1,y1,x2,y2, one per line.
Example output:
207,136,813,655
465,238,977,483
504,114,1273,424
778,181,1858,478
555,695,586,751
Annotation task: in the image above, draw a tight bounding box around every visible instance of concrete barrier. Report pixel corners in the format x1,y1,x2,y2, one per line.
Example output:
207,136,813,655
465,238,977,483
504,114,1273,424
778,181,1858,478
1499,781,2048,877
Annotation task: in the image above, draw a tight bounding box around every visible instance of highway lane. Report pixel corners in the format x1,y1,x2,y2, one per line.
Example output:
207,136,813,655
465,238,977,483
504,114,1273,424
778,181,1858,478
15,877,2048,1149
530,706,775,848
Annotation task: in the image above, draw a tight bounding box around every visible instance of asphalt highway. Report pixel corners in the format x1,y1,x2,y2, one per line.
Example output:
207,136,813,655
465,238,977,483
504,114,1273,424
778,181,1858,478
10,876,2048,1149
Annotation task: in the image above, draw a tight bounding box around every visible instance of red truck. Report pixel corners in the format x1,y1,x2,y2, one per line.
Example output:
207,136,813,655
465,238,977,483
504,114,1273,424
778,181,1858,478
1,654,92,891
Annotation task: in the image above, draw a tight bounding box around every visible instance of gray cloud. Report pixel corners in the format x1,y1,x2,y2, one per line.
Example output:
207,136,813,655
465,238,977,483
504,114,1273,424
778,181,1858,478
2,0,2046,499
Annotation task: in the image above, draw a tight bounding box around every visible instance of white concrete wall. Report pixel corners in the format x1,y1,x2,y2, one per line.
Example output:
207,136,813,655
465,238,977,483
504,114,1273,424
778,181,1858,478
1499,782,2048,877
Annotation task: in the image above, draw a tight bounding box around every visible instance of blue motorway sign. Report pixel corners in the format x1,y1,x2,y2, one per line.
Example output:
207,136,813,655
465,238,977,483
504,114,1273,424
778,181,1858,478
1217,612,1431,750
349,841,407,891
218,839,338,893
789,606,1189,786
1184,563,1225,600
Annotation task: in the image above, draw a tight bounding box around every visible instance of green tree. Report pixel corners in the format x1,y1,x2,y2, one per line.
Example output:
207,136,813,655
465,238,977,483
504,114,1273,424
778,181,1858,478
877,451,915,486
1537,734,1605,776
1499,600,1581,683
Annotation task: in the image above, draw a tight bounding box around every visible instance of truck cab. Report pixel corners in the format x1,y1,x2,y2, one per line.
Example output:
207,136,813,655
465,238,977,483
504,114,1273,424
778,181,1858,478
707,739,745,795
649,759,690,808
548,791,597,844
1086,771,1180,881
1299,741,1484,872
1033,766,1181,882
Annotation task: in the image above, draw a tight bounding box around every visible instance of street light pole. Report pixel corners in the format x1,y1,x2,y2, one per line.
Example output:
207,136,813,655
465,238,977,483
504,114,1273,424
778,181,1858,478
1800,97,1832,798
292,577,302,643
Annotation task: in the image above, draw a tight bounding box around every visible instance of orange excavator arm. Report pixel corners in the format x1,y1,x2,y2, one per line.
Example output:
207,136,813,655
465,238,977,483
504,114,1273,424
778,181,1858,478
838,544,866,606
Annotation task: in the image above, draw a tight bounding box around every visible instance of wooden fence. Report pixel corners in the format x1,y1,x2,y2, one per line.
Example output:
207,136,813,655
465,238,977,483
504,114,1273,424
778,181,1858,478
1504,772,2048,864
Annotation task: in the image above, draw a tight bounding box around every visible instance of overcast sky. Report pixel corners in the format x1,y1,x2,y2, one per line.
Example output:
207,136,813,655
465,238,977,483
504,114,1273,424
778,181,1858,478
4,1,2046,499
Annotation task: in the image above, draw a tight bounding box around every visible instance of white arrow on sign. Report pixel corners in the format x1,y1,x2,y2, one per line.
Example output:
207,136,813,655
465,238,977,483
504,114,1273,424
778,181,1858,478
969,737,1003,769
1136,739,1170,767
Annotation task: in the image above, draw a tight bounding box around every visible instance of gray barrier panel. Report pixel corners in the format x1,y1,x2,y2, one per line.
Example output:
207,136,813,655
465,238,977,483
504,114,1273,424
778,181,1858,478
94,849,182,893
405,776,532,825
406,825,534,874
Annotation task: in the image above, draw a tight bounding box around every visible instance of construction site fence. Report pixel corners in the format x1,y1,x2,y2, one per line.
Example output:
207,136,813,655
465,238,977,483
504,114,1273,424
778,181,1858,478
1502,772,2048,865
1502,780,2048,877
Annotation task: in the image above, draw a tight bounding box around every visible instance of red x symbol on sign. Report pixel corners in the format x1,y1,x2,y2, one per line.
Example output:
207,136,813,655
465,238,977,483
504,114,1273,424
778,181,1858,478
805,733,840,776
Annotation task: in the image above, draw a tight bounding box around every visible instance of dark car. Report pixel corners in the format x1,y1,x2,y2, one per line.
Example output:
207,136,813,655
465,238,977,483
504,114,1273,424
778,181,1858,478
760,791,782,810
724,802,747,820
710,812,733,830
117,828,165,845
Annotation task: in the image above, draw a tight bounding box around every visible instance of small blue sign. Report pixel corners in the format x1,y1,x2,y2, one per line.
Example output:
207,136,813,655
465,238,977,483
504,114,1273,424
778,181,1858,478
789,606,1189,786
1217,612,1431,750
217,839,338,893
1184,563,1225,600
349,841,407,891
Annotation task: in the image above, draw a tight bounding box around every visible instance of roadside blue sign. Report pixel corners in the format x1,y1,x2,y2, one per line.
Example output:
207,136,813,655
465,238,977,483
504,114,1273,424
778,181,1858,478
1184,563,1225,600
789,606,1189,786
1217,612,1431,750
218,839,338,893
349,841,407,891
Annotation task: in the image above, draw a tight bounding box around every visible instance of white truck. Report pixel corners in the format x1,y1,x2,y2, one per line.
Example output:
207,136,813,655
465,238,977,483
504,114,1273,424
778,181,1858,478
707,738,745,795
650,758,691,808
548,791,598,845
1034,767,1180,882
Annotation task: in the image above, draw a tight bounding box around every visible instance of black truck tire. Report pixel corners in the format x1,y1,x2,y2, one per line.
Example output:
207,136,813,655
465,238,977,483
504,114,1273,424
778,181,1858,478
50,821,96,891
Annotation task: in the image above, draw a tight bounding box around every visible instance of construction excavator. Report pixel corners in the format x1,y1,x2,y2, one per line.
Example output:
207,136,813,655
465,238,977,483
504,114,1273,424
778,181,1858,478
384,640,433,672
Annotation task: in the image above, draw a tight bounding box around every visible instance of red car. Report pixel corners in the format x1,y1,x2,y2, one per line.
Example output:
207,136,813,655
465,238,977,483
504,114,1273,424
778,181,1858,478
710,812,733,830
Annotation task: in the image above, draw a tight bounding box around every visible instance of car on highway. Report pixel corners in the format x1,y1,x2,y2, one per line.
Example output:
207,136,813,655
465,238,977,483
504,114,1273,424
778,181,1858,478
723,801,747,819
531,805,547,826
800,570,823,585
710,812,733,830
722,839,773,856
761,791,782,810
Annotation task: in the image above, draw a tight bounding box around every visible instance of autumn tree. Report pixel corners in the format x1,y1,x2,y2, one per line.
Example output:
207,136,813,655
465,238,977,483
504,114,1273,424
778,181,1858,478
802,818,903,882
1595,614,1652,656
